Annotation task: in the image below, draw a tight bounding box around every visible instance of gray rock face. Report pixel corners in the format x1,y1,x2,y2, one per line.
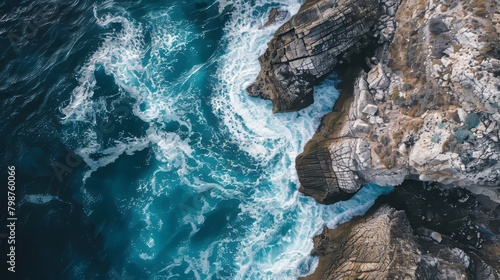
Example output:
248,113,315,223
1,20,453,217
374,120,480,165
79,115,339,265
259,8,290,29
296,0,500,203
247,0,380,112
250,0,500,277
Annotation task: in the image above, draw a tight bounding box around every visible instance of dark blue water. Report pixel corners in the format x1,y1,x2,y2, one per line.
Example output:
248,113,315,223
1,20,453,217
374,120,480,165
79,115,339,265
0,0,392,279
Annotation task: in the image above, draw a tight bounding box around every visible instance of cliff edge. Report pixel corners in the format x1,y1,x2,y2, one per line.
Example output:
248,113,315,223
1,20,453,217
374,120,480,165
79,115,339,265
251,0,500,278
285,0,499,203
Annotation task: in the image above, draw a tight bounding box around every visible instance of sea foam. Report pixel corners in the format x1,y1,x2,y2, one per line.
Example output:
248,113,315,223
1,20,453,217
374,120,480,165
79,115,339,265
58,0,392,279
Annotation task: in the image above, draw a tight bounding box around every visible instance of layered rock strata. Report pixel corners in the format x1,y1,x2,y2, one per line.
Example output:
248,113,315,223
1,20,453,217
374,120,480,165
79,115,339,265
302,181,500,280
301,206,421,279
247,0,381,112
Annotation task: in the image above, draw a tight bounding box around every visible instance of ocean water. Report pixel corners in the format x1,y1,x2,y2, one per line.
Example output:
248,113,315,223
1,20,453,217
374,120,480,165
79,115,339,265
0,0,392,279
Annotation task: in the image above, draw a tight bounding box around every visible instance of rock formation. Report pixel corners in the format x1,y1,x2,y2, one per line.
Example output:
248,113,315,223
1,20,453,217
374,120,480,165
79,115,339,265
293,0,500,203
301,206,421,279
252,0,500,278
302,181,500,280
259,8,290,29
248,0,381,112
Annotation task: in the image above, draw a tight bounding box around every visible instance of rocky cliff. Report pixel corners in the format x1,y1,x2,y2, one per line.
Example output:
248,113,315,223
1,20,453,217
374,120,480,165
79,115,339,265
247,0,381,112
297,0,500,203
252,0,500,278
302,181,500,280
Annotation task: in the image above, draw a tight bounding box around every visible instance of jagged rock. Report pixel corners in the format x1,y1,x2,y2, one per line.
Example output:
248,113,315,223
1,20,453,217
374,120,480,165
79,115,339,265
247,0,381,112
366,63,389,89
430,231,442,243
416,247,471,280
295,0,500,202
301,206,421,280
361,103,378,115
352,119,370,133
380,180,500,274
302,183,500,279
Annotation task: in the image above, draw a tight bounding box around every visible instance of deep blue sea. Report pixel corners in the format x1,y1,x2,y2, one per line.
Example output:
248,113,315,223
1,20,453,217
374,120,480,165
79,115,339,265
0,0,392,279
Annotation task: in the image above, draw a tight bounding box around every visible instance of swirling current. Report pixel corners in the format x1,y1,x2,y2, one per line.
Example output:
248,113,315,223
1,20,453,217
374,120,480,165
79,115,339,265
0,0,392,279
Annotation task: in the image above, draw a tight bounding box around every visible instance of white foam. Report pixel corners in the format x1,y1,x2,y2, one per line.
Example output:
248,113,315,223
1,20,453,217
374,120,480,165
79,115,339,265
77,135,150,181
146,127,194,176
60,6,201,181
59,1,393,279
119,0,361,278
208,1,338,278
207,1,394,279
61,6,146,122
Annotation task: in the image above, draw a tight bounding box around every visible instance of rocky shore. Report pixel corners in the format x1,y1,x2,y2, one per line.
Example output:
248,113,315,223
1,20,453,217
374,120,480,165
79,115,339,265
250,0,500,278
302,181,500,279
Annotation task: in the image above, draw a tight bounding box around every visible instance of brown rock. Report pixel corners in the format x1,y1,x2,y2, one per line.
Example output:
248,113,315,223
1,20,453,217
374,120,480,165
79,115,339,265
301,206,421,280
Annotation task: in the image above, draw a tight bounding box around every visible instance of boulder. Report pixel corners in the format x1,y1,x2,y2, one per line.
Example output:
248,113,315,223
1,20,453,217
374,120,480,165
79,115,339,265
301,206,421,280
247,0,381,112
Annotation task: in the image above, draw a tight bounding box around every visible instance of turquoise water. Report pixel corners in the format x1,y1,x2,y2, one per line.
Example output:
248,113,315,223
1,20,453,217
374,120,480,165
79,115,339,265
1,0,392,278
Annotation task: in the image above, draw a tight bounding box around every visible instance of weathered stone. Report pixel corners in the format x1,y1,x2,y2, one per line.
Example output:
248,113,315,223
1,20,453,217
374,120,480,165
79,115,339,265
301,206,421,280
430,231,442,243
366,63,389,89
259,8,290,29
352,119,370,133
362,103,378,115
295,0,500,203
296,141,351,203
247,0,381,112
253,0,500,276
